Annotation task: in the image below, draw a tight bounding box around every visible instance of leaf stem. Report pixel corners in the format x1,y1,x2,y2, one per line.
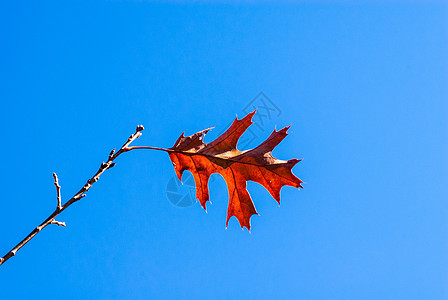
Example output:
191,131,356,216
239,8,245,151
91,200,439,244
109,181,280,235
124,146,173,152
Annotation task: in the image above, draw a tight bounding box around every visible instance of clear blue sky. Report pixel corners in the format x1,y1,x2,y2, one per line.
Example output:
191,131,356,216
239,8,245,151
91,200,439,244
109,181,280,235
0,1,447,299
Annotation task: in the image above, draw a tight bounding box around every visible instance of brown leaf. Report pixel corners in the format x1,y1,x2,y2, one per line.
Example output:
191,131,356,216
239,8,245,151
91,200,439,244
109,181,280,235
168,111,303,231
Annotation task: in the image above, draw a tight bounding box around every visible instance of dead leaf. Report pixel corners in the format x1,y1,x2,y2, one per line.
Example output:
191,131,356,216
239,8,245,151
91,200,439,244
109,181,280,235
168,111,303,231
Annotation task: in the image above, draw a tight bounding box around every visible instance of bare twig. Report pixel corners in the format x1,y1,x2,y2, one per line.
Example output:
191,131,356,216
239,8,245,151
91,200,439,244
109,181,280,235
53,173,62,210
50,220,66,227
0,125,144,267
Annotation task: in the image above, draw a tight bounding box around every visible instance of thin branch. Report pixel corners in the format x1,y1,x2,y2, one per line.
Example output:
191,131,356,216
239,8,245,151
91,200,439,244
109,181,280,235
53,173,62,210
0,125,144,267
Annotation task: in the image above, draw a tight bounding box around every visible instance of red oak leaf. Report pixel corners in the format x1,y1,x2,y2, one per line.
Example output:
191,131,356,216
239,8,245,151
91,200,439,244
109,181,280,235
168,111,303,231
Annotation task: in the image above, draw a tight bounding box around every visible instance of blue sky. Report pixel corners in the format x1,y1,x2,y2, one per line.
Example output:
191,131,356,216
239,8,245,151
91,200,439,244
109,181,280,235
0,2,447,299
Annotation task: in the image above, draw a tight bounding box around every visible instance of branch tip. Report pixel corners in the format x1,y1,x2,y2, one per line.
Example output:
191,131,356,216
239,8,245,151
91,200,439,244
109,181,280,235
74,194,86,201
51,220,66,227
109,149,116,159
53,172,62,209
136,125,144,132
